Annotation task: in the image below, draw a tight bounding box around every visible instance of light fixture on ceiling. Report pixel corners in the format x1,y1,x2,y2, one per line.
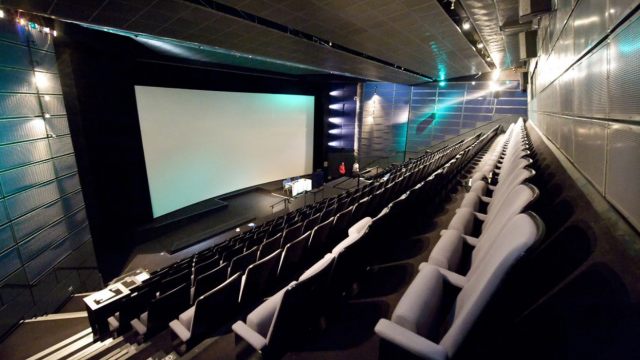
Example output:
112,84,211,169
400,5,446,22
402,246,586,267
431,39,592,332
329,41,332,46
492,69,501,81
475,72,482,78
476,41,484,49
0,10,4,18
472,81,476,85
462,19,471,30
43,112,51,118
447,0,456,10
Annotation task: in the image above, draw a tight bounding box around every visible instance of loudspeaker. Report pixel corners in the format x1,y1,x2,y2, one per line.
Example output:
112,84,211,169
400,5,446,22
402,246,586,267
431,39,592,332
519,30,538,60
519,0,552,22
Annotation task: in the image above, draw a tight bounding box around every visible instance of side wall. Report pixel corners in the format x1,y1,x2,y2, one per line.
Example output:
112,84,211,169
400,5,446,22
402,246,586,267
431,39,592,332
529,0,640,230
0,19,100,338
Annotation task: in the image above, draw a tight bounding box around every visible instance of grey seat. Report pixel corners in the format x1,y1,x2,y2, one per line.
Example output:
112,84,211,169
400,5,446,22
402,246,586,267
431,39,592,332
302,213,322,234
258,235,281,261
375,212,544,360
170,272,242,345
277,231,310,280
108,287,156,335
326,206,353,249
229,247,258,277
239,249,282,307
281,222,303,248
131,283,190,339
232,254,336,359
191,262,229,304
306,217,334,264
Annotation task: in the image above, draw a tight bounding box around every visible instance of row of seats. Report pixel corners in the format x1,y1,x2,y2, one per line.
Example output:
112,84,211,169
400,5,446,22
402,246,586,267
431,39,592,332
100,128,497,350
374,119,546,360
230,127,502,359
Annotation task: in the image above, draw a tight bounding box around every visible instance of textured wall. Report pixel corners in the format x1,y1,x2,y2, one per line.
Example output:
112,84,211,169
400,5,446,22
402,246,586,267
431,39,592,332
358,81,527,163
529,0,640,230
0,19,100,337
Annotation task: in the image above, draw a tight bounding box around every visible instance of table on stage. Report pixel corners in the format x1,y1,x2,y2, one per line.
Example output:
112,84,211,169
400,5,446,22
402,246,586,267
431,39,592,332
290,178,312,196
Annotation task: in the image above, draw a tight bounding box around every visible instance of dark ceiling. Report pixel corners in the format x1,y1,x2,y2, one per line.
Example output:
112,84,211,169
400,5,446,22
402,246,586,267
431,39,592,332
0,0,520,84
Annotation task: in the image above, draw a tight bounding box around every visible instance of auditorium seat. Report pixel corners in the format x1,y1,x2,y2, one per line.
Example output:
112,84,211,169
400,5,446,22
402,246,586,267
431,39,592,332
375,213,544,360
281,222,303,248
239,249,282,307
160,269,190,295
306,217,334,264
108,287,156,335
257,235,281,261
326,206,353,249
334,198,349,213
229,247,259,277
461,168,536,214
192,256,221,285
221,244,246,264
302,213,321,234
349,196,370,227
327,219,372,297
131,283,190,339
170,272,242,346
320,204,336,223
278,232,310,281
232,254,335,359
192,262,229,303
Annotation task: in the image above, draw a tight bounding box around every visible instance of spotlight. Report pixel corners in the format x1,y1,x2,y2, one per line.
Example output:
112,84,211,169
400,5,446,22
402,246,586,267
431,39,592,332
43,27,50,34
19,18,25,26
52,30,57,36
462,19,471,30
0,10,4,18
476,41,484,49
474,72,482,78
492,69,501,81
43,112,51,118
329,41,332,46
44,95,50,101
472,81,476,85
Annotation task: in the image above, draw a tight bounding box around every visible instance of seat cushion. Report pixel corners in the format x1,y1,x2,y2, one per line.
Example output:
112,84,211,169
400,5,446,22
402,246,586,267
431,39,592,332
169,319,191,342
246,284,290,338
179,306,195,330
460,193,480,213
392,265,443,339
428,230,464,271
469,181,487,197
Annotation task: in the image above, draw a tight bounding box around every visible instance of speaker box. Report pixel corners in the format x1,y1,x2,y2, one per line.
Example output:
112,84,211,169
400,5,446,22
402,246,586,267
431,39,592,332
519,30,538,60
519,0,552,22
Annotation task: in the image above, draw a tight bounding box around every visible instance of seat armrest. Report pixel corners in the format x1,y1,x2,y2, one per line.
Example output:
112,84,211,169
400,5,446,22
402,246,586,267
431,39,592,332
232,321,268,351
374,319,447,360
169,320,191,342
487,185,496,191
474,213,487,222
480,195,492,203
130,319,147,335
461,234,479,247
435,267,468,289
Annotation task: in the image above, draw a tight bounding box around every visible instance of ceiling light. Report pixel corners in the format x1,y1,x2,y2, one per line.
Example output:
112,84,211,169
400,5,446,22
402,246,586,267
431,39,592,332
19,18,25,26
492,69,501,81
472,81,476,85
475,72,482,78
43,112,51,118
462,19,471,30
0,10,4,18
476,41,484,49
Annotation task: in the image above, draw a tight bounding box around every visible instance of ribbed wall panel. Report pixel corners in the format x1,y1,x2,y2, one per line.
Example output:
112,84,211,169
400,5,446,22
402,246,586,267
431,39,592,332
609,16,640,117
0,67,37,93
573,119,607,192
41,95,66,115
5,180,61,219
0,140,51,171
49,135,74,157
12,199,66,242
606,125,640,229
30,49,59,74
45,116,70,136
0,118,47,145
0,224,14,254
0,160,56,196
0,94,41,118
0,42,31,69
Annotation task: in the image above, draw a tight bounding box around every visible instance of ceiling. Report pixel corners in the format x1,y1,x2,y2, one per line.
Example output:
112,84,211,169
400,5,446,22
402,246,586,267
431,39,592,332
0,0,518,84
460,0,524,70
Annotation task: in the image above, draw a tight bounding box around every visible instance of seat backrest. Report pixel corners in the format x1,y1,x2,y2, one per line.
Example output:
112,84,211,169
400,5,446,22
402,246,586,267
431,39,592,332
302,213,322,234
487,168,535,214
147,283,190,337
481,183,539,234
193,257,222,281
327,206,353,249
191,272,242,337
240,250,283,306
307,217,334,263
365,190,383,218
229,247,258,276
281,222,303,248
320,205,336,223
267,254,336,348
278,232,310,279
193,262,229,301
334,199,349,213
439,213,544,358
221,244,246,264
258,235,281,261
160,269,190,295
349,196,370,226
117,287,156,334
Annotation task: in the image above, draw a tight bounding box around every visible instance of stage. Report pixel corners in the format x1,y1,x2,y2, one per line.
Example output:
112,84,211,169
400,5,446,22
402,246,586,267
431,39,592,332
121,179,344,274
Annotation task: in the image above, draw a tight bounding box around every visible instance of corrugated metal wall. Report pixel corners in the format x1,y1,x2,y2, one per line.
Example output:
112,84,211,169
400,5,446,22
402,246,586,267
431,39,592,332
0,19,101,337
529,0,640,230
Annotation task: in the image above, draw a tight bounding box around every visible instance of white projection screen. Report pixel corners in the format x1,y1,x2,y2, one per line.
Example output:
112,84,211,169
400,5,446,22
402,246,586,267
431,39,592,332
135,86,315,218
